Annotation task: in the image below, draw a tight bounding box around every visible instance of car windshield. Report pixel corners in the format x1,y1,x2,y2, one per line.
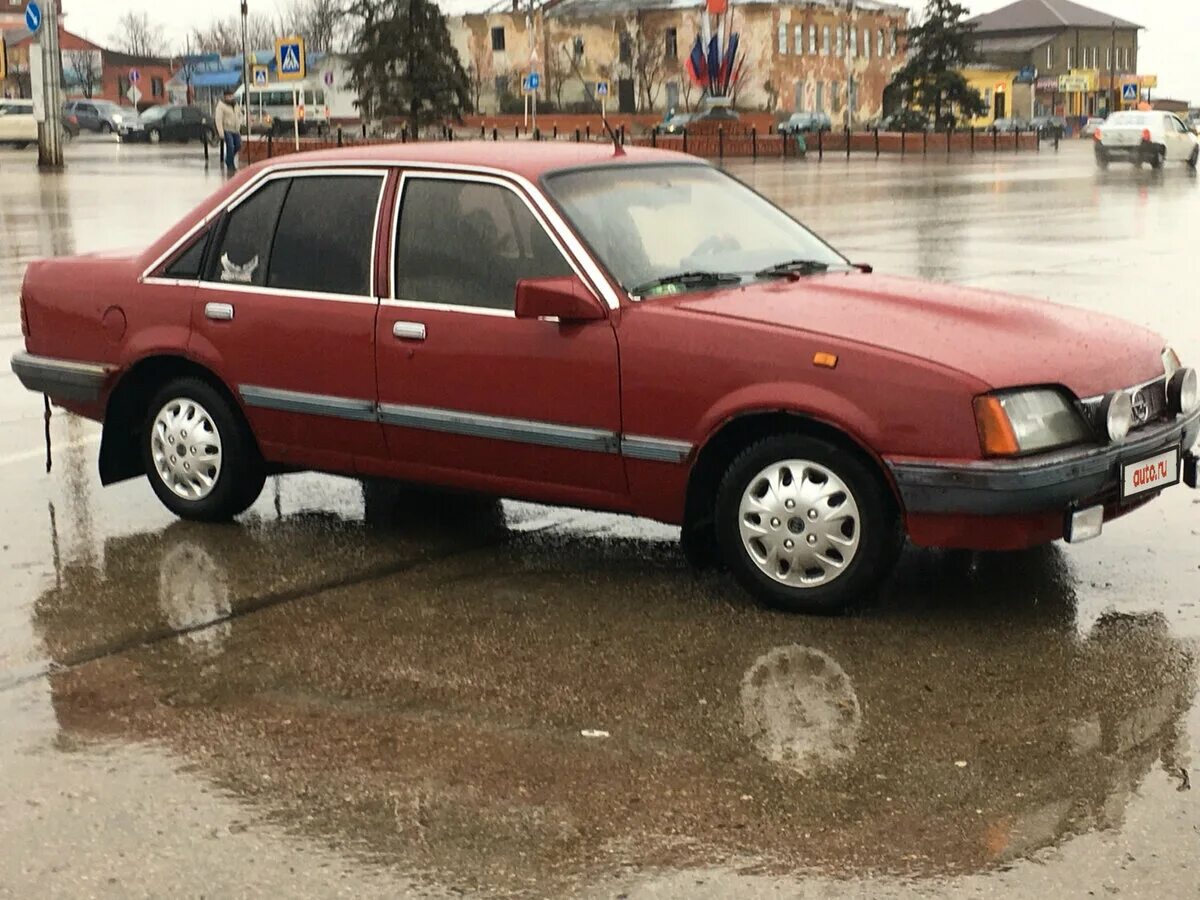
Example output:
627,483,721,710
1104,113,1144,124
545,164,847,296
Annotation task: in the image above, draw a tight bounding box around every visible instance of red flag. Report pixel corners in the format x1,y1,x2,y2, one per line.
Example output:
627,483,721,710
706,0,728,13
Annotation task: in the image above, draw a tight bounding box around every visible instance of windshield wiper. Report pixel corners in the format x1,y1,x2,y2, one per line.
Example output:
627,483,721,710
755,259,833,278
631,271,743,296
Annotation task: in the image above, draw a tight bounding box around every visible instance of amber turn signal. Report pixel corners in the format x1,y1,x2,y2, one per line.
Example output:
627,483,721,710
973,395,1020,456
813,352,838,369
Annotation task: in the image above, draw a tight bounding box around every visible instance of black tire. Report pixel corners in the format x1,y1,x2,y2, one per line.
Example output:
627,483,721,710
148,128,161,144
141,377,265,522
100,122,113,134
1150,147,1165,170
714,434,902,615
1188,147,1198,169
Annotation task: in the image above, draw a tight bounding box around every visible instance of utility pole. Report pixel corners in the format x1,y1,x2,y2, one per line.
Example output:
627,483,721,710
240,1,251,145
37,0,65,170
1108,20,1116,113
845,1,855,129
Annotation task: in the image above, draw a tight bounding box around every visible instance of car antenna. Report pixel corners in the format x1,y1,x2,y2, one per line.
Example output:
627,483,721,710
563,48,624,156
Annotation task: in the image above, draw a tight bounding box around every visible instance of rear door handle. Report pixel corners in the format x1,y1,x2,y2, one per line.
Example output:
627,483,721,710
205,302,234,322
393,321,426,341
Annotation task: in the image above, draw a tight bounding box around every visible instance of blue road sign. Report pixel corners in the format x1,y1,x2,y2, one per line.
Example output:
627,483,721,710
1016,65,1037,84
25,1,41,33
128,68,141,84
278,39,305,78
527,71,540,91
1122,82,1138,102
596,80,609,97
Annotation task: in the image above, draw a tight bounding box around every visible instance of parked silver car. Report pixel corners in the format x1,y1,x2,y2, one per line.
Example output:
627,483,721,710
63,99,143,139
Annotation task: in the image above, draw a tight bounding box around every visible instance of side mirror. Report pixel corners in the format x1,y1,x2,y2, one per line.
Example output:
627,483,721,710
514,276,606,322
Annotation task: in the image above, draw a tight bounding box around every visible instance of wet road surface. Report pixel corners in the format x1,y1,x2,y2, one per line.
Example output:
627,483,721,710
1,141,1198,898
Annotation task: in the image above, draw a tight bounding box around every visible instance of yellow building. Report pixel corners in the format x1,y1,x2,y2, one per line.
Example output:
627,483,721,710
961,67,1019,126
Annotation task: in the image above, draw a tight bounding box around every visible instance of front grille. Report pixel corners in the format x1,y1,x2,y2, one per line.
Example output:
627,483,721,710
1080,376,1170,437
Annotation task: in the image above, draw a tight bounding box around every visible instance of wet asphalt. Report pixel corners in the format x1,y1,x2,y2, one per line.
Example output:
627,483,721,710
0,139,1198,898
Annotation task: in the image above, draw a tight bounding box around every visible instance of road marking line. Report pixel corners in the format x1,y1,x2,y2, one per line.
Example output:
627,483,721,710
0,433,100,467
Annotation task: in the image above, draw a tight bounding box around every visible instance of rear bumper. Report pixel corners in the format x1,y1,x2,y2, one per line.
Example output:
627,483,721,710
1097,140,1162,161
10,352,111,404
888,407,1200,516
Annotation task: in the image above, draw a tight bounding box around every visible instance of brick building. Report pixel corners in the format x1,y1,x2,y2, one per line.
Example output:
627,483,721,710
452,0,908,123
968,0,1144,119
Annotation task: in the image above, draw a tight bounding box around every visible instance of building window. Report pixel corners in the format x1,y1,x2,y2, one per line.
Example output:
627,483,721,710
665,27,677,60
849,27,856,58
619,31,632,64
794,25,803,55
491,27,505,51
821,25,830,55
890,28,897,56
815,80,824,112
1046,45,1053,68
778,24,788,55
1066,46,1074,68
862,29,870,60
572,36,584,60
836,26,844,57
494,74,509,94
830,81,840,111
151,76,164,98
1105,46,1110,70
808,25,816,54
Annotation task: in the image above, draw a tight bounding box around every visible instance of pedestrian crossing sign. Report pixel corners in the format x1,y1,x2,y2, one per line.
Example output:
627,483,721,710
276,36,306,81
1121,82,1138,102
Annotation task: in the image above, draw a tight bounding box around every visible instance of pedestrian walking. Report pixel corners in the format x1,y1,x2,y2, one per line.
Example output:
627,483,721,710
215,90,243,172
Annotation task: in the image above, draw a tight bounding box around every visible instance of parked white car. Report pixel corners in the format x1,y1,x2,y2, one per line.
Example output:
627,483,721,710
0,99,38,147
1094,110,1200,169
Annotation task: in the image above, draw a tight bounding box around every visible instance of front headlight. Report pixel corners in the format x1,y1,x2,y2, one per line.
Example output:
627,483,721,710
1163,347,1181,375
974,388,1092,457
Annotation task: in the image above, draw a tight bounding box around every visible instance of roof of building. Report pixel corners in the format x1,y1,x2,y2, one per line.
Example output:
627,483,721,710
975,33,1055,54
968,0,1140,32
102,49,175,68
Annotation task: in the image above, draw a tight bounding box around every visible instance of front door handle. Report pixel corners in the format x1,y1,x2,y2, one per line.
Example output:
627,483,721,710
205,302,234,322
393,321,426,341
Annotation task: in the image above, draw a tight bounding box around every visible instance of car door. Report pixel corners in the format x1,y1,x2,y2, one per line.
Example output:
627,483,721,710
375,171,627,507
75,102,97,131
186,168,392,470
180,107,203,140
161,107,183,139
1170,115,1194,158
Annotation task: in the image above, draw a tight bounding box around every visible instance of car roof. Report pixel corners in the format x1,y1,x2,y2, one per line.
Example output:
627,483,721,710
254,142,703,181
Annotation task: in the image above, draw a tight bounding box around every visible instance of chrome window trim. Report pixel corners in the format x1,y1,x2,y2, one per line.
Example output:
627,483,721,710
141,166,389,301
620,435,694,463
140,160,621,311
390,170,609,314
379,297,514,318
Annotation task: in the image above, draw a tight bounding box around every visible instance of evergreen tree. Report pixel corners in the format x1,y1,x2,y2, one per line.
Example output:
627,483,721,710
894,0,987,129
347,0,472,133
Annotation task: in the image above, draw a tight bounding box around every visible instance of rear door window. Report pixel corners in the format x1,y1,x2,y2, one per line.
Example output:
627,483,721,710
267,174,383,296
205,179,289,287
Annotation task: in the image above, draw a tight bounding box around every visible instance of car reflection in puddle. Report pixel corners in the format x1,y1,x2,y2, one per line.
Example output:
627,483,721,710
32,480,1196,894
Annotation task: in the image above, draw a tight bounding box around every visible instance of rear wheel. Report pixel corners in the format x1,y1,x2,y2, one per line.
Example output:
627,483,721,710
715,434,902,615
1188,146,1198,169
100,122,113,135
141,378,265,522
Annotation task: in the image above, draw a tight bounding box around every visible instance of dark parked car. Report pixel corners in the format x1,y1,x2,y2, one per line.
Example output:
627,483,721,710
137,104,218,145
64,99,143,138
874,110,931,132
992,117,1033,133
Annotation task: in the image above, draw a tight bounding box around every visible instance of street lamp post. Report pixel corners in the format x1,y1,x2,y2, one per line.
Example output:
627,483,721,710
240,1,251,145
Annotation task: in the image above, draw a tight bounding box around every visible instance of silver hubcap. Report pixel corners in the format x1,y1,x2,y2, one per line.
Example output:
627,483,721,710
150,398,222,501
738,459,861,588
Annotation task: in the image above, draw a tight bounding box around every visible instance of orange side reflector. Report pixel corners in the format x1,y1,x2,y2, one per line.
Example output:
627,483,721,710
973,396,1020,456
813,352,838,369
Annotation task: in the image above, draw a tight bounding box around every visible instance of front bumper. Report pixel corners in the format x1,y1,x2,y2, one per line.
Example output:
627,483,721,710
11,352,111,404
888,407,1200,516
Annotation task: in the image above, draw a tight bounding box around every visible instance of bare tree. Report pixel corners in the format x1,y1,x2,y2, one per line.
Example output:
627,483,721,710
64,48,100,98
544,42,570,109
465,31,493,112
628,15,668,113
277,0,348,53
109,11,167,58
191,14,277,56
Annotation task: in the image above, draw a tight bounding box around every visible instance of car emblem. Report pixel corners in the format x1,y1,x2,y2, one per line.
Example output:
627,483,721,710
1130,389,1149,424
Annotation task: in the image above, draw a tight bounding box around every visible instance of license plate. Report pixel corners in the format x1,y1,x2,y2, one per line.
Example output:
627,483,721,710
1122,447,1180,498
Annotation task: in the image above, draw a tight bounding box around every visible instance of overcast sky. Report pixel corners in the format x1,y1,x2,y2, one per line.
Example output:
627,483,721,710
55,0,1199,100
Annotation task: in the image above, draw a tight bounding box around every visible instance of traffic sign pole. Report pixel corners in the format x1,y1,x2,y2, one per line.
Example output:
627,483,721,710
31,0,64,170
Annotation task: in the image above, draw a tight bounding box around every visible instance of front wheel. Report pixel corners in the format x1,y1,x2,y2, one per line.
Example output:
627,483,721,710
715,435,902,615
141,378,265,522
1188,146,1198,169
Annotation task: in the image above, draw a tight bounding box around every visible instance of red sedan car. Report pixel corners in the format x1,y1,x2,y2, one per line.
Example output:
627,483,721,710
11,144,1200,613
